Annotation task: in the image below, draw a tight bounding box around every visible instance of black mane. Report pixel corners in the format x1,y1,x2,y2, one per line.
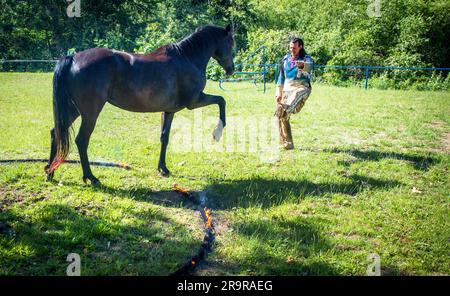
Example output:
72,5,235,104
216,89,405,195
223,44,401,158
169,25,227,56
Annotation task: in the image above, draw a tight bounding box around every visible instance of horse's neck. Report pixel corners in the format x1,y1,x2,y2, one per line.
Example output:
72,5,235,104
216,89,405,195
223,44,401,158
177,38,215,72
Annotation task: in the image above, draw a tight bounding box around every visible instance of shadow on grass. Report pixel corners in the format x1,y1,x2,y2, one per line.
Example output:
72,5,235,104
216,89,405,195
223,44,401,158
202,174,403,209
51,171,404,211
323,148,440,171
196,215,409,275
80,173,402,209
0,203,201,275
223,216,341,275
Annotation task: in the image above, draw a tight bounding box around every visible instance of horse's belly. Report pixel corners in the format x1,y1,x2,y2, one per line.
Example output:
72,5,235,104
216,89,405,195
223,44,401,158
108,69,186,112
107,94,182,113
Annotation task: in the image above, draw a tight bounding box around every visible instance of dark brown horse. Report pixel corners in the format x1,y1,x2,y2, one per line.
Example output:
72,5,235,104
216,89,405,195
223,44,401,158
45,25,235,184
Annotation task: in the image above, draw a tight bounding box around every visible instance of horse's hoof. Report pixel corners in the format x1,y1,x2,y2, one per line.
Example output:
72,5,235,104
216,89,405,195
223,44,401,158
158,167,170,177
46,172,54,182
212,119,224,142
83,175,101,185
44,165,54,182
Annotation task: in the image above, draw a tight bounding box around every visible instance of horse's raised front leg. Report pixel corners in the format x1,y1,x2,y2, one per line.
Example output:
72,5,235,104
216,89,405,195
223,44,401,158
187,92,226,141
158,112,175,177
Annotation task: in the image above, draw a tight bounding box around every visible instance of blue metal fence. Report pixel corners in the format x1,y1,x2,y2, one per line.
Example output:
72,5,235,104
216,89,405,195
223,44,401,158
219,46,268,92
218,46,450,92
315,65,450,90
1,58,449,92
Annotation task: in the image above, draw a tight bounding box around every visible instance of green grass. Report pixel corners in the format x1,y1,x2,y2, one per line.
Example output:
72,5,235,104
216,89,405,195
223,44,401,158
0,73,449,275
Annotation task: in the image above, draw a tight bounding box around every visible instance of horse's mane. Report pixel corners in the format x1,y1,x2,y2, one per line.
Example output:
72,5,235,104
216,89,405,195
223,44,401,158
169,25,228,56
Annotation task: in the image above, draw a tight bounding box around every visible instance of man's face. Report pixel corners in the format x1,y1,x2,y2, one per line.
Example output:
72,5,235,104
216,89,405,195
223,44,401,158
289,42,302,57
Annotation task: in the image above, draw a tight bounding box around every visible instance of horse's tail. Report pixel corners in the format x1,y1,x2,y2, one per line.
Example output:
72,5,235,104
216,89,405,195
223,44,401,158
48,55,75,173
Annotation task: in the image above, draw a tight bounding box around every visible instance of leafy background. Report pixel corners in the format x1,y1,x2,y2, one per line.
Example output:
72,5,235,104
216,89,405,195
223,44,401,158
1,0,449,89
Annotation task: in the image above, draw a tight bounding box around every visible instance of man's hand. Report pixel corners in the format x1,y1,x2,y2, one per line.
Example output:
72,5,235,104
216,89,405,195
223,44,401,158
296,60,305,69
276,85,283,103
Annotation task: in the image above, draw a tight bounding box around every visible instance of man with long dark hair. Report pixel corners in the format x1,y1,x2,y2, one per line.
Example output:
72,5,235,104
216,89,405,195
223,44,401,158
275,37,313,150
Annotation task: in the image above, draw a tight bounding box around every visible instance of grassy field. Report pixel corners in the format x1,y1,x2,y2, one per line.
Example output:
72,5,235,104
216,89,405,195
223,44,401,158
0,73,449,275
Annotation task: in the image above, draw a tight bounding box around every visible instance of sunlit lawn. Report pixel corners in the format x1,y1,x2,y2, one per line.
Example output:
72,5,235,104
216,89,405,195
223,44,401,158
0,73,449,275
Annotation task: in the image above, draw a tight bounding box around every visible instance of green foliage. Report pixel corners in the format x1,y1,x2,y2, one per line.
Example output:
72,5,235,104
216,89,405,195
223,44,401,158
386,14,429,68
135,22,177,53
206,59,224,81
135,1,211,53
1,0,449,89
369,72,450,91
241,28,291,65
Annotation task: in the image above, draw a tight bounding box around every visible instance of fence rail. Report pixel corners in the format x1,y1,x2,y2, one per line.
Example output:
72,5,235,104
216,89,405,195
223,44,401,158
1,59,449,91
225,62,450,92
314,65,450,90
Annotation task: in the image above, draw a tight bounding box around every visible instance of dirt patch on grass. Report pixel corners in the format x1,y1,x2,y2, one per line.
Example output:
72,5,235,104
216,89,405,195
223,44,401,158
0,186,25,212
191,258,238,276
441,132,450,154
425,121,449,154
150,190,199,209
427,131,450,154
426,120,445,129
211,211,230,236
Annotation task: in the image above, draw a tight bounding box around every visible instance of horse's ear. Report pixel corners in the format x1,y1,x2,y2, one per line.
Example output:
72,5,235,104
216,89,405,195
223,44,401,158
225,24,232,35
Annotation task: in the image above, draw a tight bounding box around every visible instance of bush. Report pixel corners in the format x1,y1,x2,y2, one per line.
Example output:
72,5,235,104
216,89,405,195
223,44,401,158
206,59,224,81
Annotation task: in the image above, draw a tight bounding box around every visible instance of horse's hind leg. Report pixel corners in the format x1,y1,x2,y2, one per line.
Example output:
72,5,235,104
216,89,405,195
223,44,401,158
74,94,106,185
45,109,80,181
75,111,103,185
158,112,174,177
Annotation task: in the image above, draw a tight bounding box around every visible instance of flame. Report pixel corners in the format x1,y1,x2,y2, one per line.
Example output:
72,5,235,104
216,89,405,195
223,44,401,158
119,162,131,170
172,183,190,194
204,207,212,229
191,260,196,266
287,256,295,263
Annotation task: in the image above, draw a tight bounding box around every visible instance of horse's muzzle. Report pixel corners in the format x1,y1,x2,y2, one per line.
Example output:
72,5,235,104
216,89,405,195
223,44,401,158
225,65,235,76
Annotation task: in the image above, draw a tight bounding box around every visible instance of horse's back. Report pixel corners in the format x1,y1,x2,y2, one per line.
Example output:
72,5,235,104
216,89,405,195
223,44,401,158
108,48,183,112
67,48,117,97
65,47,200,113
72,48,114,70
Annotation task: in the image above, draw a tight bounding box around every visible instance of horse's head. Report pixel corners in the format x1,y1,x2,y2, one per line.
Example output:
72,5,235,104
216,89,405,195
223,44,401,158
212,24,235,76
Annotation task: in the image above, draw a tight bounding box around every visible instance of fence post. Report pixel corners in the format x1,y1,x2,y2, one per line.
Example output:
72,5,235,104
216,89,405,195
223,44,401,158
262,46,266,93
364,66,369,90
